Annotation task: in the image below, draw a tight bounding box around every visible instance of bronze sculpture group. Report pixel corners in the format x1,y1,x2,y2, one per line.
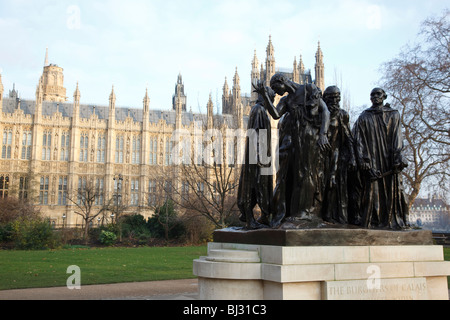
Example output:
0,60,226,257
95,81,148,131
237,73,409,230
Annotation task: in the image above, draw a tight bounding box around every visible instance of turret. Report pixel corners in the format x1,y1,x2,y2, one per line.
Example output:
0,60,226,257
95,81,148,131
251,50,260,103
72,82,80,122
207,93,214,130
293,56,299,83
143,88,150,114
315,41,325,92
175,89,183,130
265,35,276,87
222,77,231,115
40,48,67,102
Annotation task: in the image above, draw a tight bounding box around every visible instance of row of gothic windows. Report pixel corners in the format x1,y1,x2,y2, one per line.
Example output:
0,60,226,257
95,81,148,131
1,127,239,166
0,173,224,209
0,128,164,165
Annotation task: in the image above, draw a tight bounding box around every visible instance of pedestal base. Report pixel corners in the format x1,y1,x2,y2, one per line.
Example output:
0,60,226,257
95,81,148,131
193,229,450,300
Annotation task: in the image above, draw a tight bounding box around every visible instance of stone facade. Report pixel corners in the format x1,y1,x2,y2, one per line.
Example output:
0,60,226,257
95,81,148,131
0,36,325,228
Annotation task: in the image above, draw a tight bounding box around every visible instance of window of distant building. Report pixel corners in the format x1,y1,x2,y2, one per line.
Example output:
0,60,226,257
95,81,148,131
79,133,88,162
21,130,32,160
165,137,173,166
149,137,158,165
148,180,157,206
132,136,141,164
60,131,70,161
97,133,106,163
95,177,104,205
2,129,12,159
58,176,68,205
19,176,29,200
115,135,124,163
39,176,49,205
130,179,139,206
42,130,52,161
0,175,9,198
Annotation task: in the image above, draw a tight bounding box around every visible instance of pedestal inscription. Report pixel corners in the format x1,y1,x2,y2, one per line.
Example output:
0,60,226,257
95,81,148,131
323,278,428,300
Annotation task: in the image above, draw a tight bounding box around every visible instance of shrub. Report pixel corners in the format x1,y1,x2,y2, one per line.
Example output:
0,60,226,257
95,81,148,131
99,230,117,246
0,223,13,242
11,218,58,250
121,214,151,243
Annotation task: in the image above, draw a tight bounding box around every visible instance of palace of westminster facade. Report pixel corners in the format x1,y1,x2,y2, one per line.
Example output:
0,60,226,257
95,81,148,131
0,36,325,227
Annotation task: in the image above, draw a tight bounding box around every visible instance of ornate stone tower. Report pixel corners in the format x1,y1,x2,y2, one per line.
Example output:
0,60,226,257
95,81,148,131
232,67,241,112
265,35,276,87
40,49,67,102
172,73,187,111
315,41,325,92
222,77,232,115
207,93,214,130
250,50,260,104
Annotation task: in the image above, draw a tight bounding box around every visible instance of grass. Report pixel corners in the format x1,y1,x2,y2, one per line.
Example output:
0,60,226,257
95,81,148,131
0,246,448,291
0,246,207,290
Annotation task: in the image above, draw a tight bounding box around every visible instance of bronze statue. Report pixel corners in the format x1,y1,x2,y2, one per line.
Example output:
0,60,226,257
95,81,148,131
352,88,409,229
237,86,276,229
254,74,330,225
321,86,356,224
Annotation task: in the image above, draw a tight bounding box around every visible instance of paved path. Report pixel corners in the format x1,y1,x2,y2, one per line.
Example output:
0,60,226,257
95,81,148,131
1,279,448,300
0,279,199,300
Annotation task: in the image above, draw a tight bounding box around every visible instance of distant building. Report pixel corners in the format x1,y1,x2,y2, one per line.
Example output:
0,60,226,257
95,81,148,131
222,35,325,117
0,36,325,228
409,196,450,232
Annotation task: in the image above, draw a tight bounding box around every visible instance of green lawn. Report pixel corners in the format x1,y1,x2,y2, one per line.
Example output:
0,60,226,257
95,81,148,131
0,246,448,291
0,246,207,290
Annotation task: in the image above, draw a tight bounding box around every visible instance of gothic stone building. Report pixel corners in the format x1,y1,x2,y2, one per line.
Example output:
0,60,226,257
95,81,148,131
0,36,324,228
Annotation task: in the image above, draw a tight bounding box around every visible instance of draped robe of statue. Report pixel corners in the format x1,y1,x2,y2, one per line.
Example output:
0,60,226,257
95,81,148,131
263,82,330,223
353,104,409,229
321,108,355,224
237,97,273,229
271,111,295,227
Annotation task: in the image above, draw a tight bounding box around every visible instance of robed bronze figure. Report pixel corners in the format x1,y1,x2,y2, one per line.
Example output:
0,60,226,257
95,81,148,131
352,88,409,229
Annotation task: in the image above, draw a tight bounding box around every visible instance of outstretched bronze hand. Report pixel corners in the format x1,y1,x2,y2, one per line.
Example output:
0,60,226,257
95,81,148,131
252,80,266,97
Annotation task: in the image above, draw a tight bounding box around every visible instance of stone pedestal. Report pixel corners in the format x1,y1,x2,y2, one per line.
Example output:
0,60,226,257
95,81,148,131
193,228,450,300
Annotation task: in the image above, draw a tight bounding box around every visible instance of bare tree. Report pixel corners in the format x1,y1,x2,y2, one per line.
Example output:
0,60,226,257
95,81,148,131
380,9,450,208
162,118,241,229
67,178,108,242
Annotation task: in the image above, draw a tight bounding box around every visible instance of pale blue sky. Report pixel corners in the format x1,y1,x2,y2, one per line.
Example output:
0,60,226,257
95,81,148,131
0,0,448,115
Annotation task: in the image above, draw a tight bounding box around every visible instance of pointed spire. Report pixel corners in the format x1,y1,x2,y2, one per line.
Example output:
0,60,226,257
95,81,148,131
265,34,275,87
143,87,150,113
109,85,116,110
316,41,323,62
293,56,299,83
223,77,229,96
44,47,49,67
207,92,214,129
72,82,80,121
233,67,240,88
298,54,305,74
252,49,259,68
73,82,81,103
315,41,325,92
